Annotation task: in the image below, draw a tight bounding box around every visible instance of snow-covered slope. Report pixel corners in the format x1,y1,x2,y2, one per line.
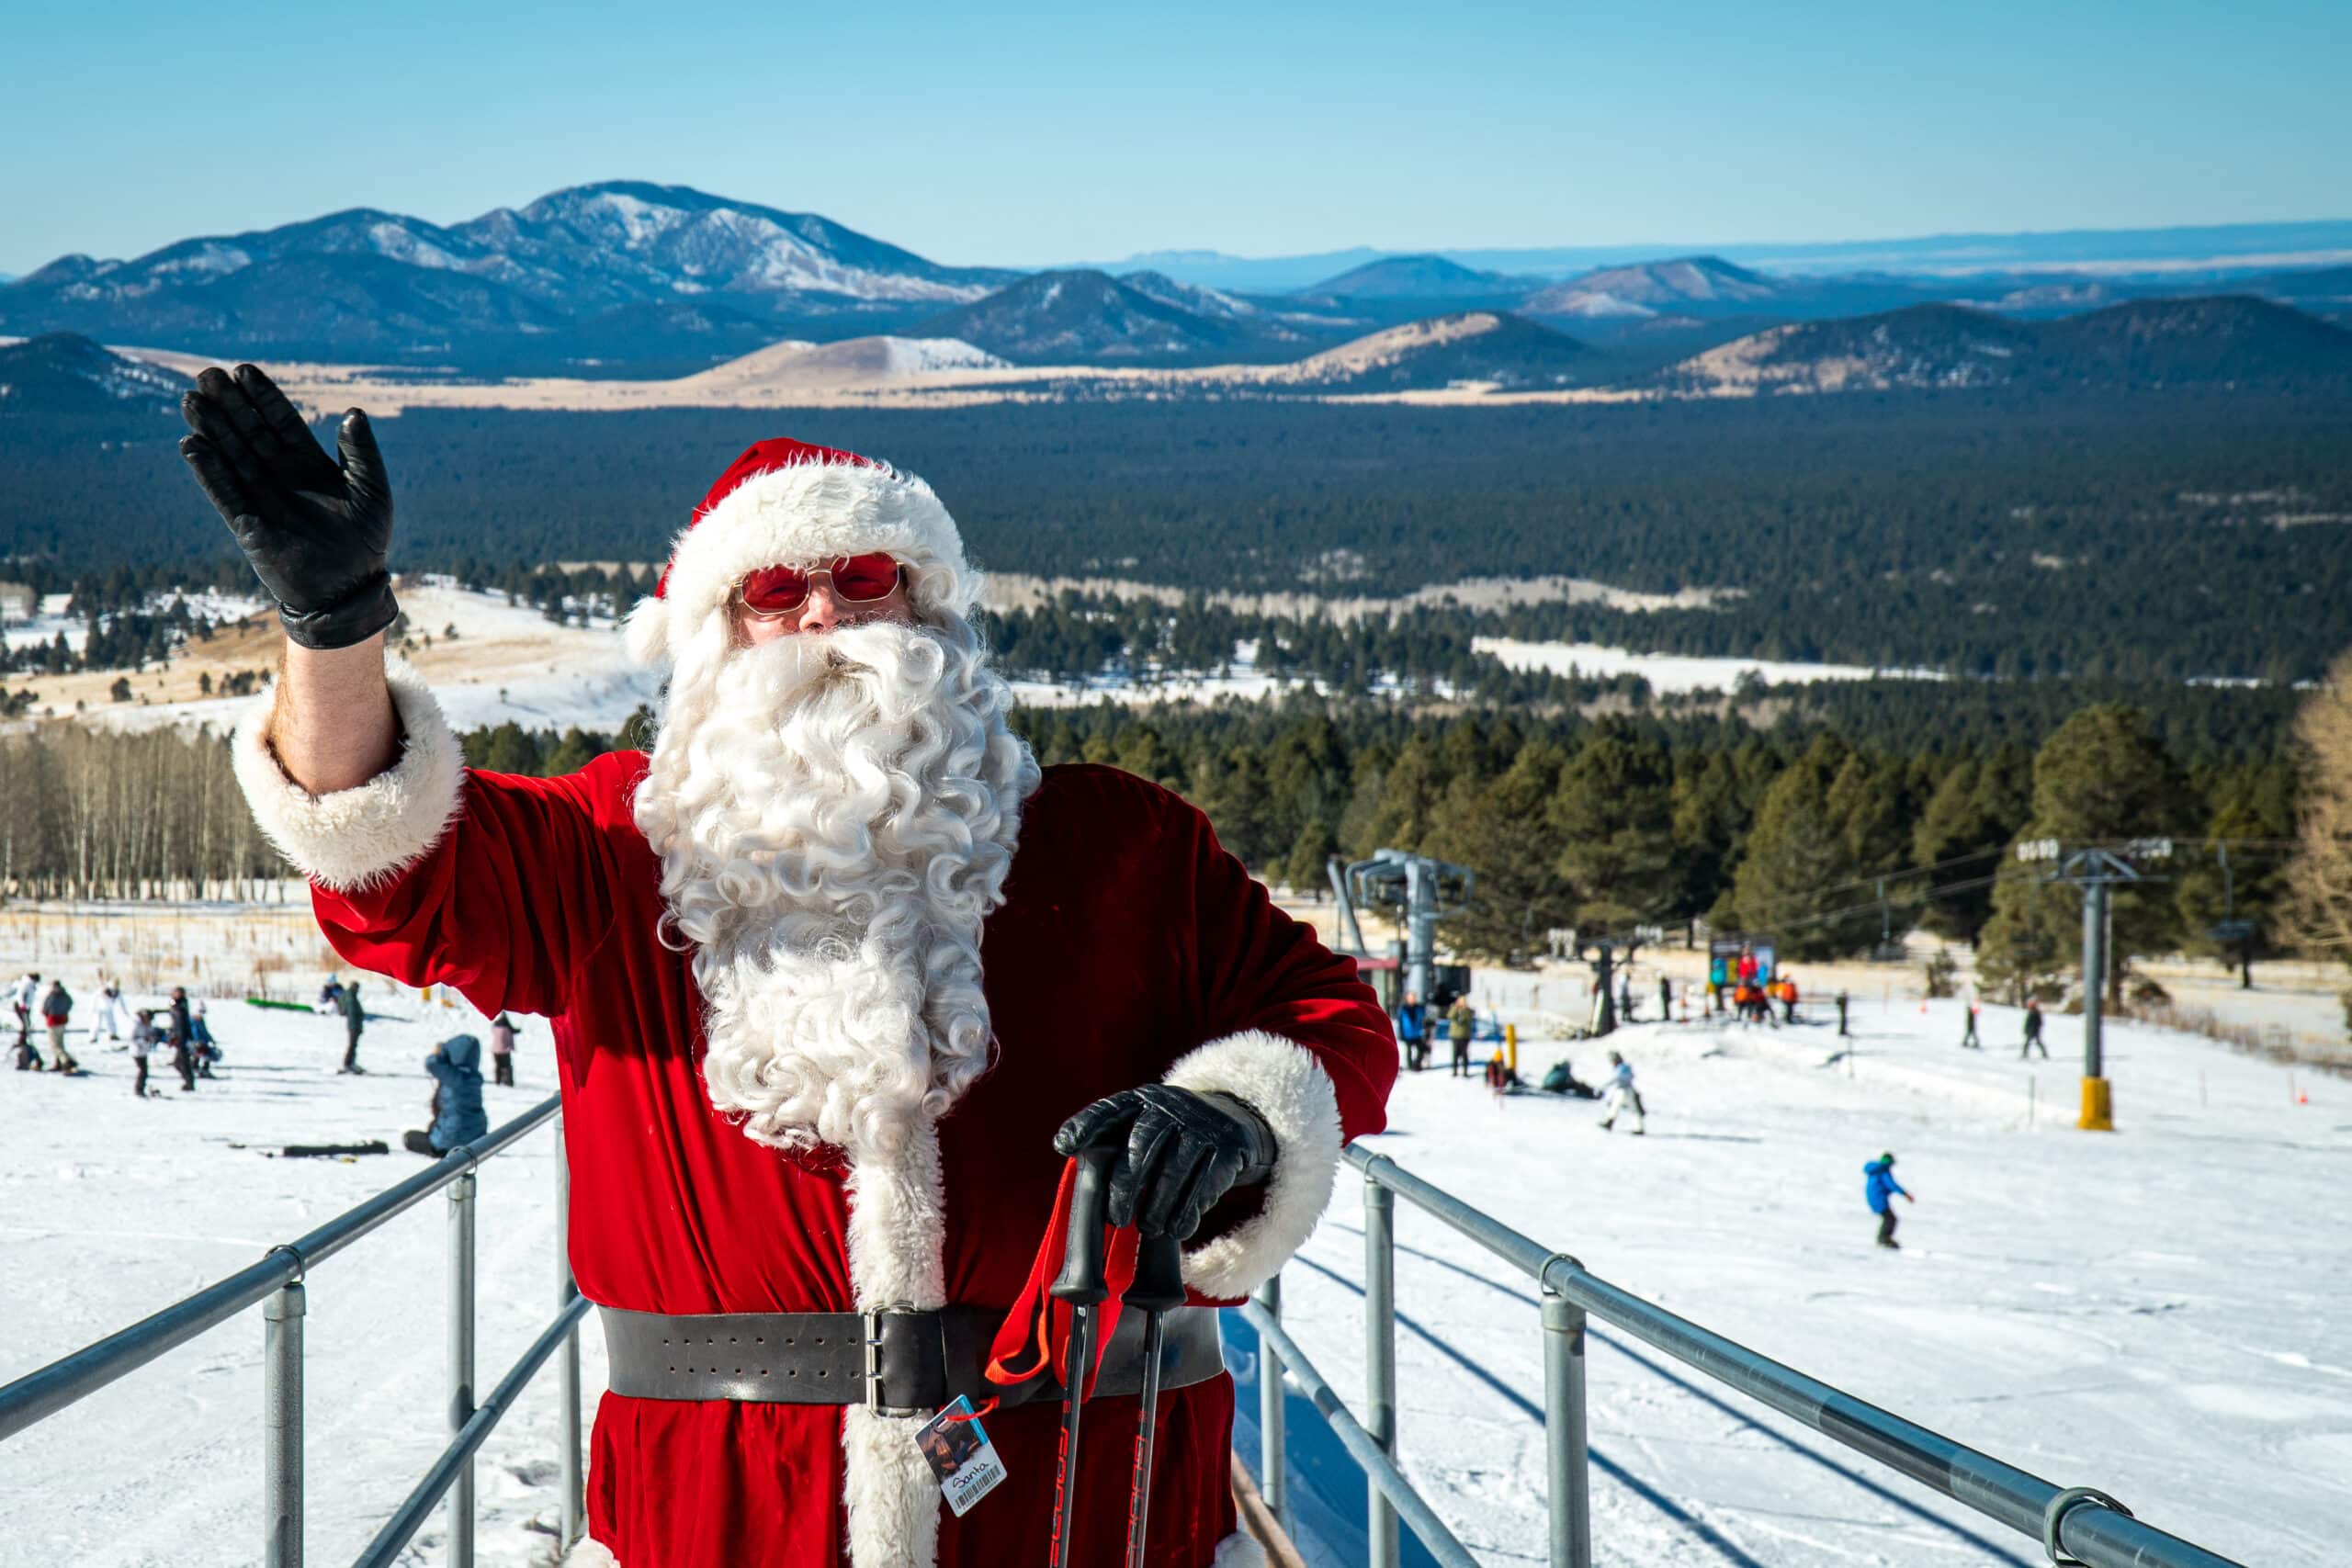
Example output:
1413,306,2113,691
1,904,2340,1566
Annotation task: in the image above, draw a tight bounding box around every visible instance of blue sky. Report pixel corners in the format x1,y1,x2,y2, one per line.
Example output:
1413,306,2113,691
4,0,2347,275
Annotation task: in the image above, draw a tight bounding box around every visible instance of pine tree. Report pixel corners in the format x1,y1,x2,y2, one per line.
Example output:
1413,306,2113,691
1979,705,2195,1002
1427,741,1575,962
1731,735,1876,960
1551,728,1676,931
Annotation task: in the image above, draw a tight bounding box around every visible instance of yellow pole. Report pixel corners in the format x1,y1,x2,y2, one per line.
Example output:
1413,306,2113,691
2078,1077,2114,1132
1506,1024,1519,1077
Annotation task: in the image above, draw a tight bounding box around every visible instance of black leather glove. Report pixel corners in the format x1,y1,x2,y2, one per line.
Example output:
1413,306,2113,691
178,364,399,650
1055,1084,1278,1242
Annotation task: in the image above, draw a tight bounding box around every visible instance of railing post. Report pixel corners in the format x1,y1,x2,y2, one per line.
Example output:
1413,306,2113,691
1541,1284,1592,1568
449,1169,477,1568
556,1122,583,1553
263,1280,305,1568
1254,1273,1285,1535
1365,1171,1399,1568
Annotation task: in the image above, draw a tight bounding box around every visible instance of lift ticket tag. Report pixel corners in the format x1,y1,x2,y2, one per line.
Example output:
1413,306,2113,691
916,1397,1008,1516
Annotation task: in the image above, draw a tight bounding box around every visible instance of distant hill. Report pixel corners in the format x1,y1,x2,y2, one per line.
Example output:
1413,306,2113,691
0,182,1018,374
1521,255,1781,319
1265,311,1601,392
0,333,187,416
1657,297,2352,395
1300,254,1533,300
913,269,1358,365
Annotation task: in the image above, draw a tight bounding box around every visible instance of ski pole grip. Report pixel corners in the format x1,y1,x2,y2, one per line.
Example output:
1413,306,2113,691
1125,1231,1187,1314
1052,1144,1117,1305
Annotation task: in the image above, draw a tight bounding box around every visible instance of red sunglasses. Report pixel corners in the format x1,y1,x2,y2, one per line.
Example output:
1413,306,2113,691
737,554,905,617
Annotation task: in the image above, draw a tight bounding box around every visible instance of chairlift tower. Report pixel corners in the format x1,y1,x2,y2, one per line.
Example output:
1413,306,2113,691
2015,837,2172,1131
1329,851,1474,1007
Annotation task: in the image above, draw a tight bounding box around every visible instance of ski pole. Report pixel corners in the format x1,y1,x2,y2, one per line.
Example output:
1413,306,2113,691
1048,1143,1116,1568
1123,1231,1186,1568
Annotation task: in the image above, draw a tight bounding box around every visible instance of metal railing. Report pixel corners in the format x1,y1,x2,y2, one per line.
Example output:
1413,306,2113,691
1246,1143,2247,1568
0,1097,585,1567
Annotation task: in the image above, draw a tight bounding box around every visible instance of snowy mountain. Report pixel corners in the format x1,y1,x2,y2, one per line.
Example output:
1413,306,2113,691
1300,254,1536,300
0,333,188,416
913,269,1351,365
1658,297,2352,395
0,182,1019,373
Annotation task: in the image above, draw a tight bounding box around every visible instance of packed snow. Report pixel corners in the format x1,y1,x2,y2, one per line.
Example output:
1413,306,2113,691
3,899,2345,1565
1476,636,1946,695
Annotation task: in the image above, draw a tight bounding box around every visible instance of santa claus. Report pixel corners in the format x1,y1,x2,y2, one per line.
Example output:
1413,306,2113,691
179,365,1396,1567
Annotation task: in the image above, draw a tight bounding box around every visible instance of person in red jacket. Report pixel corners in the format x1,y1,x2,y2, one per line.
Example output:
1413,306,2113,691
181,365,1395,1568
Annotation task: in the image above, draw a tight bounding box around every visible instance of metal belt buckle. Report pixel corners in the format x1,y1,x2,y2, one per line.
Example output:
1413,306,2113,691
864,1304,929,1418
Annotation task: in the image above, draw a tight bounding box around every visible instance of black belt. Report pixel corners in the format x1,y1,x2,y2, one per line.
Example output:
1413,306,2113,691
599,1303,1225,1417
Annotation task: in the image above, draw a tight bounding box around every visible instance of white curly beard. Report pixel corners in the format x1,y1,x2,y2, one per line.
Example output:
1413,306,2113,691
631,612,1038,1168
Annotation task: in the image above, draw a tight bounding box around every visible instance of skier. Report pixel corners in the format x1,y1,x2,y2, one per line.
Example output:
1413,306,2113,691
187,364,1395,1568
490,1012,517,1086
339,978,366,1073
1396,992,1426,1073
41,978,79,1073
1447,995,1475,1077
406,1034,489,1156
1960,995,1983,1049
1599,1049,1645,1134
130,1010,158,1098
2020,998,2048,1059
1864,1152,1914,1248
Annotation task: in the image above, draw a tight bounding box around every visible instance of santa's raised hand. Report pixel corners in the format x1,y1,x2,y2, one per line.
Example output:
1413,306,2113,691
179,364,399,650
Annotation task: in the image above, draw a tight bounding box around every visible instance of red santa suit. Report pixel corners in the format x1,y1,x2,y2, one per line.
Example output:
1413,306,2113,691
231,442,1396,1568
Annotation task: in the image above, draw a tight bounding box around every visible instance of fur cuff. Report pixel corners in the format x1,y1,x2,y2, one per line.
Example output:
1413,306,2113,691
231,654,464,892
1164,1031,1343,1300
560,1536,621,1565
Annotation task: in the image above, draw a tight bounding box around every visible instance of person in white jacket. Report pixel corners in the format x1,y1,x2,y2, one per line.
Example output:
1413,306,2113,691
1599,1049,1646,1134
86,984,135,1051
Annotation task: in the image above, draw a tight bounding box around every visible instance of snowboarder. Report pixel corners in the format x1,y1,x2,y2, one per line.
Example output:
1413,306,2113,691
1542,1057,1599,1099
1396,993,1426,1072
1960,996,1983,1049
406,1033,489,1156
130,1010,157,1098
41,979,79,1073
187,365,1396,1568
490,1012,517,1086
1864,1152,1914,1248
1448,996,1475,1077
1599,1049,1645,1134
190,1001,220,1077
2020,998,2048,1059
338,978,366,1073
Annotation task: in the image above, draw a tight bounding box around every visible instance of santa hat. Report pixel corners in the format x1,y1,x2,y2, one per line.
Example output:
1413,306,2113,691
624,437,977,664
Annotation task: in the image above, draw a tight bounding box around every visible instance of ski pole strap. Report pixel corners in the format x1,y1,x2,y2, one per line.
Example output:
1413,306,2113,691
987,1154,1142,1402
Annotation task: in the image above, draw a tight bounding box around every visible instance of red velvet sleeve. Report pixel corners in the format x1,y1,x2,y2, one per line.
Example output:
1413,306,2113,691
310,759,633,1021
1171,790,1397,1142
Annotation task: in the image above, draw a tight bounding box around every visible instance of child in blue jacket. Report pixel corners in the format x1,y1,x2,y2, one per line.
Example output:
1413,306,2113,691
405,1034,490,1156
1864,1153,1915,1249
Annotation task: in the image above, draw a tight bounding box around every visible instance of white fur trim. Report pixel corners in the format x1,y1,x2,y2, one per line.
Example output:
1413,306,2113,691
632,459,976,665
231,654,463,892
840,1131,948,1568
1214,1531,1272,1568
1164,1031,1345,1300
560,1537,621,1566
